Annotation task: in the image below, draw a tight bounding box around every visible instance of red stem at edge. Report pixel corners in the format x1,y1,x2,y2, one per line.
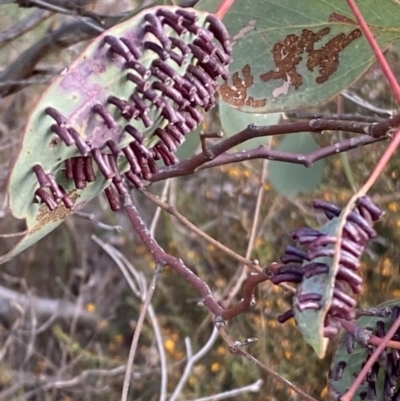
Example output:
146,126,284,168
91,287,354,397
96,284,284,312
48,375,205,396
346,0,400,104
215,0,235,19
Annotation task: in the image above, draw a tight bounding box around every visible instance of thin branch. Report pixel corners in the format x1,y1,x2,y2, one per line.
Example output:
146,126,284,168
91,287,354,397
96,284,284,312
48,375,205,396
141,189,259,270
217,326,318,401
150,116,399,182
221,269,271,320
14,0,109,27
0,230,27,237
238,347,319,401
123,193,224,317
187,379,263,401
143,179,170,401
123,193,276,320
91,235,168,401
341,314,400,401
149,179,170,236
121,263,162,401
0,14,123,97
341,90,395,118
199,134,384,171
0,283,98,328
225,160,268,306
0,76,55,87
337,94,357,192
74,211,123,232
286,110,385,123
91,235,140,297
169,328,219,401
0,9,52,50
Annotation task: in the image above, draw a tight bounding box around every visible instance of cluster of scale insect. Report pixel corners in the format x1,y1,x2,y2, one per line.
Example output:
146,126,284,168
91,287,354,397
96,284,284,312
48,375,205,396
33,8,232,211
272,196,384,339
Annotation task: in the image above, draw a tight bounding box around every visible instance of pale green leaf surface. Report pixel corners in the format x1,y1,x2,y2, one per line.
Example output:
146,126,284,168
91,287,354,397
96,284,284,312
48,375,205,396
219,98,280,150
293,216,342,359
268,133,325,197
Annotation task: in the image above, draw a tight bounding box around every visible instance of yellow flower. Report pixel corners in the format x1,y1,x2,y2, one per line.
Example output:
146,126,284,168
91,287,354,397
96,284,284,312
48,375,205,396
211,362,221,373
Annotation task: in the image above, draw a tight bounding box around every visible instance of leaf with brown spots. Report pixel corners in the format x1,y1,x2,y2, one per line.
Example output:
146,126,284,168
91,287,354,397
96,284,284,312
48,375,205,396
197,0,400,112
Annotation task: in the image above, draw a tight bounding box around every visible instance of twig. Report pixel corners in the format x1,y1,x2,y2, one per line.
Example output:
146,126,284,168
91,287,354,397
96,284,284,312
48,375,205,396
199,134,384,171
147,180,170,401
121,262,162,401
114,251,168,401
225,160,268,306
355,307,392,318
92,235,140,296
337,94,357,192
341,90,395,118
91,235,168,401
149,179,170,236
220,269,271,320
0,14,123,97
341,314,400,401
122,193,224,317
0,77,54,87
151,116,399,182
141,189,259,270
169,328,219,401
0,283,97,328
286,110,385,123
125,193,274,320
20,0,106,29
0,230,27,237
186,379,263,401
0,9,52,50
217,326,318,401
74,211,123,232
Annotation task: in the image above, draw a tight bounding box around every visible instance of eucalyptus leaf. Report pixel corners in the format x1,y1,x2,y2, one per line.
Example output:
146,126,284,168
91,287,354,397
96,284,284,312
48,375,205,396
197,0,400,112
268,133,325,197
219,98,280,150
0,6,220,264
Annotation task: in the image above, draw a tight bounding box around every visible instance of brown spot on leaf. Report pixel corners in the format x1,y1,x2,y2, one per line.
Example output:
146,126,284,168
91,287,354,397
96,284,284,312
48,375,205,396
260,28,330,89
219,64,266,108
329,13,357,24
307,29,362,84
260,27,362,89
31,190,79,233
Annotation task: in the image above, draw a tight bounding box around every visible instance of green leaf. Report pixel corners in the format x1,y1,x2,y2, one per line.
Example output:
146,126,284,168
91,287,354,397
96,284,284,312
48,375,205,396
219,98,281,150
197,0,400,112
330,299,400,400
0,6,216,264
268,133,325,197
292,215,343,359
176,126,201,159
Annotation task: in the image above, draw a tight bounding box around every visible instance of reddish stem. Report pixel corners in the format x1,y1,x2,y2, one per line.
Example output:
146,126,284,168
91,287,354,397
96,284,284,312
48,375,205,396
341,315,400,401
346,0,400,104
215,0,235,19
